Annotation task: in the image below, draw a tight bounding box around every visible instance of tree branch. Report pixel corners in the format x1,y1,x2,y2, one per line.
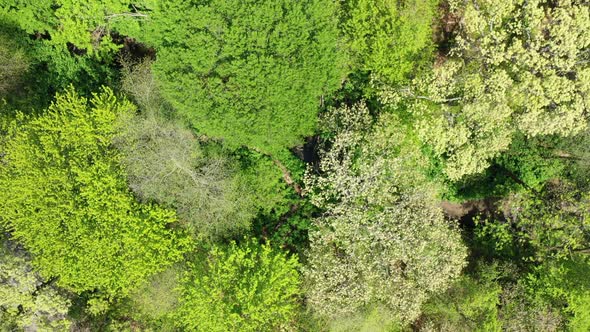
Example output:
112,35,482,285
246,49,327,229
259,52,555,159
105,12,148,20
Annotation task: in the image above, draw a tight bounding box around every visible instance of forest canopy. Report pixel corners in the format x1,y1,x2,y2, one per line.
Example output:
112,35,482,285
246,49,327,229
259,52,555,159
142,0,347,154
1,0,590,331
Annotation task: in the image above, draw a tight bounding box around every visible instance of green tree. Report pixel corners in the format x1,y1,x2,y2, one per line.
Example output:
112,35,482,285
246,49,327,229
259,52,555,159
419,264,503,332
174,239,301,331
115,111,258,240
500,181,590,261
0,87,187,297
0,239,72,331
380,0,590,180
341,0,437,84
142,0,347,154
0,1,153,107
116,60,258,240
0,0,150,55
419,262,565,332
526,256,590,331
304,103,466,324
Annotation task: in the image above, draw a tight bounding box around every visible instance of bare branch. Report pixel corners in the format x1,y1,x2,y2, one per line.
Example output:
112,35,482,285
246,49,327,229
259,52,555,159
105,12,148,20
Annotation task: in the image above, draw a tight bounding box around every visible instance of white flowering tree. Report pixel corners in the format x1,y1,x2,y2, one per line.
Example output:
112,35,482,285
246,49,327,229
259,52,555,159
0,242,71,331
380,0,590,180
304,102,467,324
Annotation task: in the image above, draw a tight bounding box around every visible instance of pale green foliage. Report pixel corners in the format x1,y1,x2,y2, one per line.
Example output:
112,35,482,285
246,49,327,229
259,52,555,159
342,0,436,83
0,33,29,98
304,102,467,323
143,0,347,153
115,112,257,240
0,0,151,55
327,307,402,332
499,284,564,332
120,58,164,114
0,242,71,331
174,239,301,331
305,198,466,323
0,87,187,296
380,0,590,180
306,103,438,208
130,266,181,322
398,62,514,180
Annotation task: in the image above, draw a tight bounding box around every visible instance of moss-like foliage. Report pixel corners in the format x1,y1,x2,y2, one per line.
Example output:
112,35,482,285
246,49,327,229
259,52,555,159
142,0,347,154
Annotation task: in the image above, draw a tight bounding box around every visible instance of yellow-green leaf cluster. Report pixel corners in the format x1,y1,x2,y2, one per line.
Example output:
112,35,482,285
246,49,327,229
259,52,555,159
342,0,437,83
0,87,188,297
174,239,301,331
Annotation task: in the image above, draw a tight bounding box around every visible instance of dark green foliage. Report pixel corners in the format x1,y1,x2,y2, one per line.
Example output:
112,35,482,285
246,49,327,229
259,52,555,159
472,217,531,262
142,0,347,154
440,166,521,201
496,135,565,191
0,1,148,109
437,134,565,201
0,22,117,111
240,146,314,252
233,148,296,217
251,200,315,254
500,182,590,261
458,182,590,330
30,44,119,102
555,128,590,190
419,261,565,331
0,0,149,54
